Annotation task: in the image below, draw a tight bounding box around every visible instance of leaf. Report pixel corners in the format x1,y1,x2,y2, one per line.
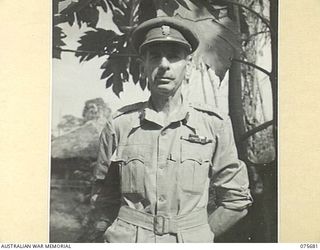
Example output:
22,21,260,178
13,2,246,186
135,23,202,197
59,0,107,27
107,0,123,10
139,76,147,90
154,0,179,16
100,0,108,12
100,60,108,69
192,18,240,79
85,52,97,61
53,0,60,15
106,75,113,88
53,14,69,25
53,26,66,47
76,5,99,27
75,29,118,61
129,57,140,84
122,70,129,82
112,74,123,97
53,48,62,59
52,26,66,59
100,61,113,79
175,0,190,10
101,52,130,96
138,0,157,23
74,0,93,12
112,9,128,27
67,12,76,26
101,30,139,96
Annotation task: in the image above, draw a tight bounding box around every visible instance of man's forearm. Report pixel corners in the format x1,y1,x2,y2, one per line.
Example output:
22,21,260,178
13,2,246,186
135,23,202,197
208,206,248,238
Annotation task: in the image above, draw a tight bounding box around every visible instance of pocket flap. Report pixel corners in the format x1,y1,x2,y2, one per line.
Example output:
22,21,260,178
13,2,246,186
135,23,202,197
116,145,148,163
181,141,212,164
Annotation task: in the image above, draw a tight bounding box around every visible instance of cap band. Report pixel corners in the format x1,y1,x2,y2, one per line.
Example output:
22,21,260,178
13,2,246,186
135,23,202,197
131,17,199,54
139,25,192,52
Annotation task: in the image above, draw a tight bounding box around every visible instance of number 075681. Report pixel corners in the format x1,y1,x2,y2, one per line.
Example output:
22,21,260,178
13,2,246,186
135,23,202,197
300,244,318,248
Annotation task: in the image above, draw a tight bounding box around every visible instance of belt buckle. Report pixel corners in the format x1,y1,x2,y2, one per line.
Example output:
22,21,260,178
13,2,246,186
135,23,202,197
154,215,166,236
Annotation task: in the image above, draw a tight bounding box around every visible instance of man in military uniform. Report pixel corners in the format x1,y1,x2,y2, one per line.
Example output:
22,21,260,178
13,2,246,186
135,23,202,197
91,16,252,243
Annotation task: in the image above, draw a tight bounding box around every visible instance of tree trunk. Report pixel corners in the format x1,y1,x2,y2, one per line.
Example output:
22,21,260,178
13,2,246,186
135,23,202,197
228,6,247,160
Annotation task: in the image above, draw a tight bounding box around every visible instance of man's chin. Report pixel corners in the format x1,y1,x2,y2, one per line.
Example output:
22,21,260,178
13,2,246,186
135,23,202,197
155,84,175,94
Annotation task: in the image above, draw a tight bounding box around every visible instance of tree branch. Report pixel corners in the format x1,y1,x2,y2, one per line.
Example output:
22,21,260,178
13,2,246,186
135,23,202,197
53,46,138,57
243,30,270,41
232,58,271,76
240,120,274,141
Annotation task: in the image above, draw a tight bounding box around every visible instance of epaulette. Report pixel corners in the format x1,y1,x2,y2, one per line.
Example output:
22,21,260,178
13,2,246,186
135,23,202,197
189,102,225,120
112,102,146,119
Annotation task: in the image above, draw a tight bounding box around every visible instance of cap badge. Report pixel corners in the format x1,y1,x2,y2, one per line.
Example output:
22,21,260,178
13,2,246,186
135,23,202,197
161,25,170,36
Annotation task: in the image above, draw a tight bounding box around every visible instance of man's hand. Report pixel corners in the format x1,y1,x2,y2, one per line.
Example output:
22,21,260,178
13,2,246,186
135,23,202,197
208,206,248,238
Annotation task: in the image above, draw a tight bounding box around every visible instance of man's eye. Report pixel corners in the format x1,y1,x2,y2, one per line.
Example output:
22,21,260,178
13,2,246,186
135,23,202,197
149,53,160,59
167,53,178,60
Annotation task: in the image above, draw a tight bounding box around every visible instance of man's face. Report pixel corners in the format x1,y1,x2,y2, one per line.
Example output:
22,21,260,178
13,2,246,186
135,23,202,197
142,43,189,97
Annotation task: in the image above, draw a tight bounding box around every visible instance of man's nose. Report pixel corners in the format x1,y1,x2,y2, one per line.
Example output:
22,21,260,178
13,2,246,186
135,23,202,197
158,57,170,71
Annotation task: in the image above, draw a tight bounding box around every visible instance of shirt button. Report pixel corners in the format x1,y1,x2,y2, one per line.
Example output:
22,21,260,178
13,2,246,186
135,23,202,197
160,131,166,136
159,196,165,202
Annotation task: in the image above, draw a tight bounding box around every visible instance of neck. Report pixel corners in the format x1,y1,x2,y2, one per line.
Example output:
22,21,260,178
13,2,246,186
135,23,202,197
150,89,183,117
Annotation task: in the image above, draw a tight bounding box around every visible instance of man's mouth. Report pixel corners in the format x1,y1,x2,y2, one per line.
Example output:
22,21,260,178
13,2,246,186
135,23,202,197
155,76,174,83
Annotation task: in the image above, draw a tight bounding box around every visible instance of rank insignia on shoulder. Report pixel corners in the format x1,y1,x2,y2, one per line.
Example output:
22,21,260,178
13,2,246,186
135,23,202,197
180,134,213,144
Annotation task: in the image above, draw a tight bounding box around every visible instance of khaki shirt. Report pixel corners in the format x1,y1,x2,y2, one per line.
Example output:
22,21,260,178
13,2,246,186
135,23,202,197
94,101,252,243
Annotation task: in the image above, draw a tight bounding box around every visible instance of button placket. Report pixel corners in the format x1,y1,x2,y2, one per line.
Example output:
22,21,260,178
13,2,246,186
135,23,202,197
159,195,166,202
156,128,170,212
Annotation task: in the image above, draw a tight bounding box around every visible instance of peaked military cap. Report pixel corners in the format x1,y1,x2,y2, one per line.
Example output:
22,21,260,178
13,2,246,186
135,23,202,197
132,17,199,54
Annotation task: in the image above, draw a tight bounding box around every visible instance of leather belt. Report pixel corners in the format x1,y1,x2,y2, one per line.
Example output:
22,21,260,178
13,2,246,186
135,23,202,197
118,206,208,236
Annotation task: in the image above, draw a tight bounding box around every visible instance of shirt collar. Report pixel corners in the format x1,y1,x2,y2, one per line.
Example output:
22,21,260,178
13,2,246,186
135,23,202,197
130,97,198,132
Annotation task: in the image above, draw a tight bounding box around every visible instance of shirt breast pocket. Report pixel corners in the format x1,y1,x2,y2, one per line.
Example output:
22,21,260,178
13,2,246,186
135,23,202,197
179,140,213,194
117,145,147,194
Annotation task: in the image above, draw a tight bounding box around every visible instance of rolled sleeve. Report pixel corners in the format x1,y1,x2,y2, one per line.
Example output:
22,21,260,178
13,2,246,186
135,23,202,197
211,117,253,211
94,120,117,180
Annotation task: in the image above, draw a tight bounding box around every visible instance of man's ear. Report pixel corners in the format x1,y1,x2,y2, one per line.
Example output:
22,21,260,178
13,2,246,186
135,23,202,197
137,57,147,83
137,57,146,78
185,55,193,83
